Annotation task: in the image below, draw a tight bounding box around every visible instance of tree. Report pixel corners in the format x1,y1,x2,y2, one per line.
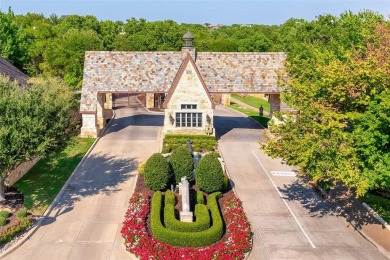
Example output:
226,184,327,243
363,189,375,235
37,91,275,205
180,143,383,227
0,76,78,201
262,23,390,196
41,28,103,89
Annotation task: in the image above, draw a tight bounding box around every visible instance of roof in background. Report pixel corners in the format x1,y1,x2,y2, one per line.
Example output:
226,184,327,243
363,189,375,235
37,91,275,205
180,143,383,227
80,50,286,112
0,56,28,85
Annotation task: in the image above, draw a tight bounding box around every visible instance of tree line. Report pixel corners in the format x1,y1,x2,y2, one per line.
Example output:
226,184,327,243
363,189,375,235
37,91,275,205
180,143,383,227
0,9,385,89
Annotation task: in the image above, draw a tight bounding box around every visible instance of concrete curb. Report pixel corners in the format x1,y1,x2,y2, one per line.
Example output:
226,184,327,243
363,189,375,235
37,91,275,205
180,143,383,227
314,185,390,259
0,110,116,258
362,202,390,231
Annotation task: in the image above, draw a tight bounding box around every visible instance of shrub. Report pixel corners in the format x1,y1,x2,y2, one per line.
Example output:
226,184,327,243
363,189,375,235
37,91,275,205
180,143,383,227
163,135,217,153
0,211,9,218
151,191,223,247
164,189,176,205
0,216,6,226
16,209,27,218
0,217,31,243
196,190,205,205
144,153,170,191
196,152,224,193
138,162,146,175
222,175,230,191
164,204,210,232
169,146,194,183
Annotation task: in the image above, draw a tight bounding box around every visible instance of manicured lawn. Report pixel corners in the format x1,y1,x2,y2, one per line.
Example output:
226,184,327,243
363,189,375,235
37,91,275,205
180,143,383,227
231,94,270,112
362,194,390,223
13,137,95,215
229,102,270,128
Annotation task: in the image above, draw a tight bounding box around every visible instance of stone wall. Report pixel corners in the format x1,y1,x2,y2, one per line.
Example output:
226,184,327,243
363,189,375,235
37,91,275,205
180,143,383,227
5,157,40,187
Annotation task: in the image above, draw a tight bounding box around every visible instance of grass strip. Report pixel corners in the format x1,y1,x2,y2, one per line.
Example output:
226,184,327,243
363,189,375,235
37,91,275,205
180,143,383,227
229,103,270,128
231,94,270,112
362,194,390,223
13,137,95,215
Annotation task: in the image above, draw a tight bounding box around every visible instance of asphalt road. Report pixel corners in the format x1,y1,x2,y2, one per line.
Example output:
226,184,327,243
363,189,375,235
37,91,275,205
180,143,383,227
215,105,386,260
4,97,162,260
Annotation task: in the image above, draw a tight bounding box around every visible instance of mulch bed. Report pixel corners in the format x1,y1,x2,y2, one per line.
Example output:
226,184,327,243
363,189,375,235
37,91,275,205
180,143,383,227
0,187,24,233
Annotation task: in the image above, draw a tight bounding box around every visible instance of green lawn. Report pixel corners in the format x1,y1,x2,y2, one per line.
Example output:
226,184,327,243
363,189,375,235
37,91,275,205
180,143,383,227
231,94,270,112
362,194,390,223
13,137,95,215
229,103,270,128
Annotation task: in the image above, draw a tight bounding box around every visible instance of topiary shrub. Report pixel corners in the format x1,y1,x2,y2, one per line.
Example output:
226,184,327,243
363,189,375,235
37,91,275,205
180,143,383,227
196,152,224,193
169,146,194,183
164,204,210,232
144,153,170,191
16,209,27,218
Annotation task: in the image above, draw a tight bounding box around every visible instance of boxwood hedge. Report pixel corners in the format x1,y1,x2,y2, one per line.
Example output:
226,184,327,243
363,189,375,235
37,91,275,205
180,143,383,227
151,191,223,247
144,153,170,191
164,204,210,232
164,189,176,206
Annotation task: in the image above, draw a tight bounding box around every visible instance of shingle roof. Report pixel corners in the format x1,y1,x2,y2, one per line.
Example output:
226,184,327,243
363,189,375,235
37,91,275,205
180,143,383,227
80,51,286,112
0,56,28,85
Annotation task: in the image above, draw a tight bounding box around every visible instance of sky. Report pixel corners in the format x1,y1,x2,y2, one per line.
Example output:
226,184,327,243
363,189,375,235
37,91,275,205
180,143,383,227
1,0,389,25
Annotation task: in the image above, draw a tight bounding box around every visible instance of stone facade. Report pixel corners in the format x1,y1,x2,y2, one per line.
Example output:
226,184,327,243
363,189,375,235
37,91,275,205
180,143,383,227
163,54,214,136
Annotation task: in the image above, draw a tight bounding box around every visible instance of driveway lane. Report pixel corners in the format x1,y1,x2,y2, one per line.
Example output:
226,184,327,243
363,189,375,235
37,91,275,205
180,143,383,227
215,105,386,260
5,97,163,260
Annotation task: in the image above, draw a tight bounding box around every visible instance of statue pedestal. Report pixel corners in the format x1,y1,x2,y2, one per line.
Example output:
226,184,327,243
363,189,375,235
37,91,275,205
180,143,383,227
180,211,193,222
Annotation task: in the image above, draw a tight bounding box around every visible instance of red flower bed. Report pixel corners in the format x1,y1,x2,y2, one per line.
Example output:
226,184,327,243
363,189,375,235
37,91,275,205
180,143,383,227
121,192,251,259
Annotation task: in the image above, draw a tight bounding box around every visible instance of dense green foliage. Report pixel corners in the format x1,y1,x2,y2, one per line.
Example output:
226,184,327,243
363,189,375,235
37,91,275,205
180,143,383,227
0,76,79,200
196,190,205,205
151,191,223,247
164,204,210,232
16,209,27,218
163,135,217,153
362,193,390,223
0,211,9,218
0,216,6,226
144,153,170,191
196,152,225,193
262,20,390,196
169,146,194,183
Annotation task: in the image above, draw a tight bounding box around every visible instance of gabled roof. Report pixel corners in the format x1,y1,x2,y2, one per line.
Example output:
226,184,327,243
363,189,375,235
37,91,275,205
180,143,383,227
163,53,215,109
81,51,285,112
0,56,28,85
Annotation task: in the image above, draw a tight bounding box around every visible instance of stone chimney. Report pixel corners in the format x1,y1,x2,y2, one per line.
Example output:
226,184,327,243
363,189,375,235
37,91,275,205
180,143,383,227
182,31,196,60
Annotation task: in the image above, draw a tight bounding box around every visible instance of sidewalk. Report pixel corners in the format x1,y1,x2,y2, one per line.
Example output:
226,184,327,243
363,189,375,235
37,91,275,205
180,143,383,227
326,184,390,258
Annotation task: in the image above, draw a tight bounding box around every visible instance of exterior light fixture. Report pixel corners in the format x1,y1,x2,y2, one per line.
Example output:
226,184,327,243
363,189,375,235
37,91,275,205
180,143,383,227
169,114,175,125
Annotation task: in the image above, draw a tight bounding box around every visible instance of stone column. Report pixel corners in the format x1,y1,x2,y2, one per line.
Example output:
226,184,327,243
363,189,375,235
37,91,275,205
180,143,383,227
268,94,281,119
96,93,105,131
80,113,98,138
146,93,154,109
221,94,231,106
104,93,112,109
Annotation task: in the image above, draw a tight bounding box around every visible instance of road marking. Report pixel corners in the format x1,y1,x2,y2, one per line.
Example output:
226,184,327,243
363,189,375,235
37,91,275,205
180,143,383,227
252,151,316,249
271,171,297,177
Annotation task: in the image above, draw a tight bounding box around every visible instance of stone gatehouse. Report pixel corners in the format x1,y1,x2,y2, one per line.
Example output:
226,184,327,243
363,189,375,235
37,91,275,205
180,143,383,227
80,32,287,137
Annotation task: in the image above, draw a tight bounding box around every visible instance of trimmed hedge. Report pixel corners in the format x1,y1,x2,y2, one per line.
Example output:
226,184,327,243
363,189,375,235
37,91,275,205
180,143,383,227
196,190,205,205
169,146,194,183
144,153,170,191
164,190,176,206
151,191,223,247
164,204,210,232
196,152,225,193
163,135,217,153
